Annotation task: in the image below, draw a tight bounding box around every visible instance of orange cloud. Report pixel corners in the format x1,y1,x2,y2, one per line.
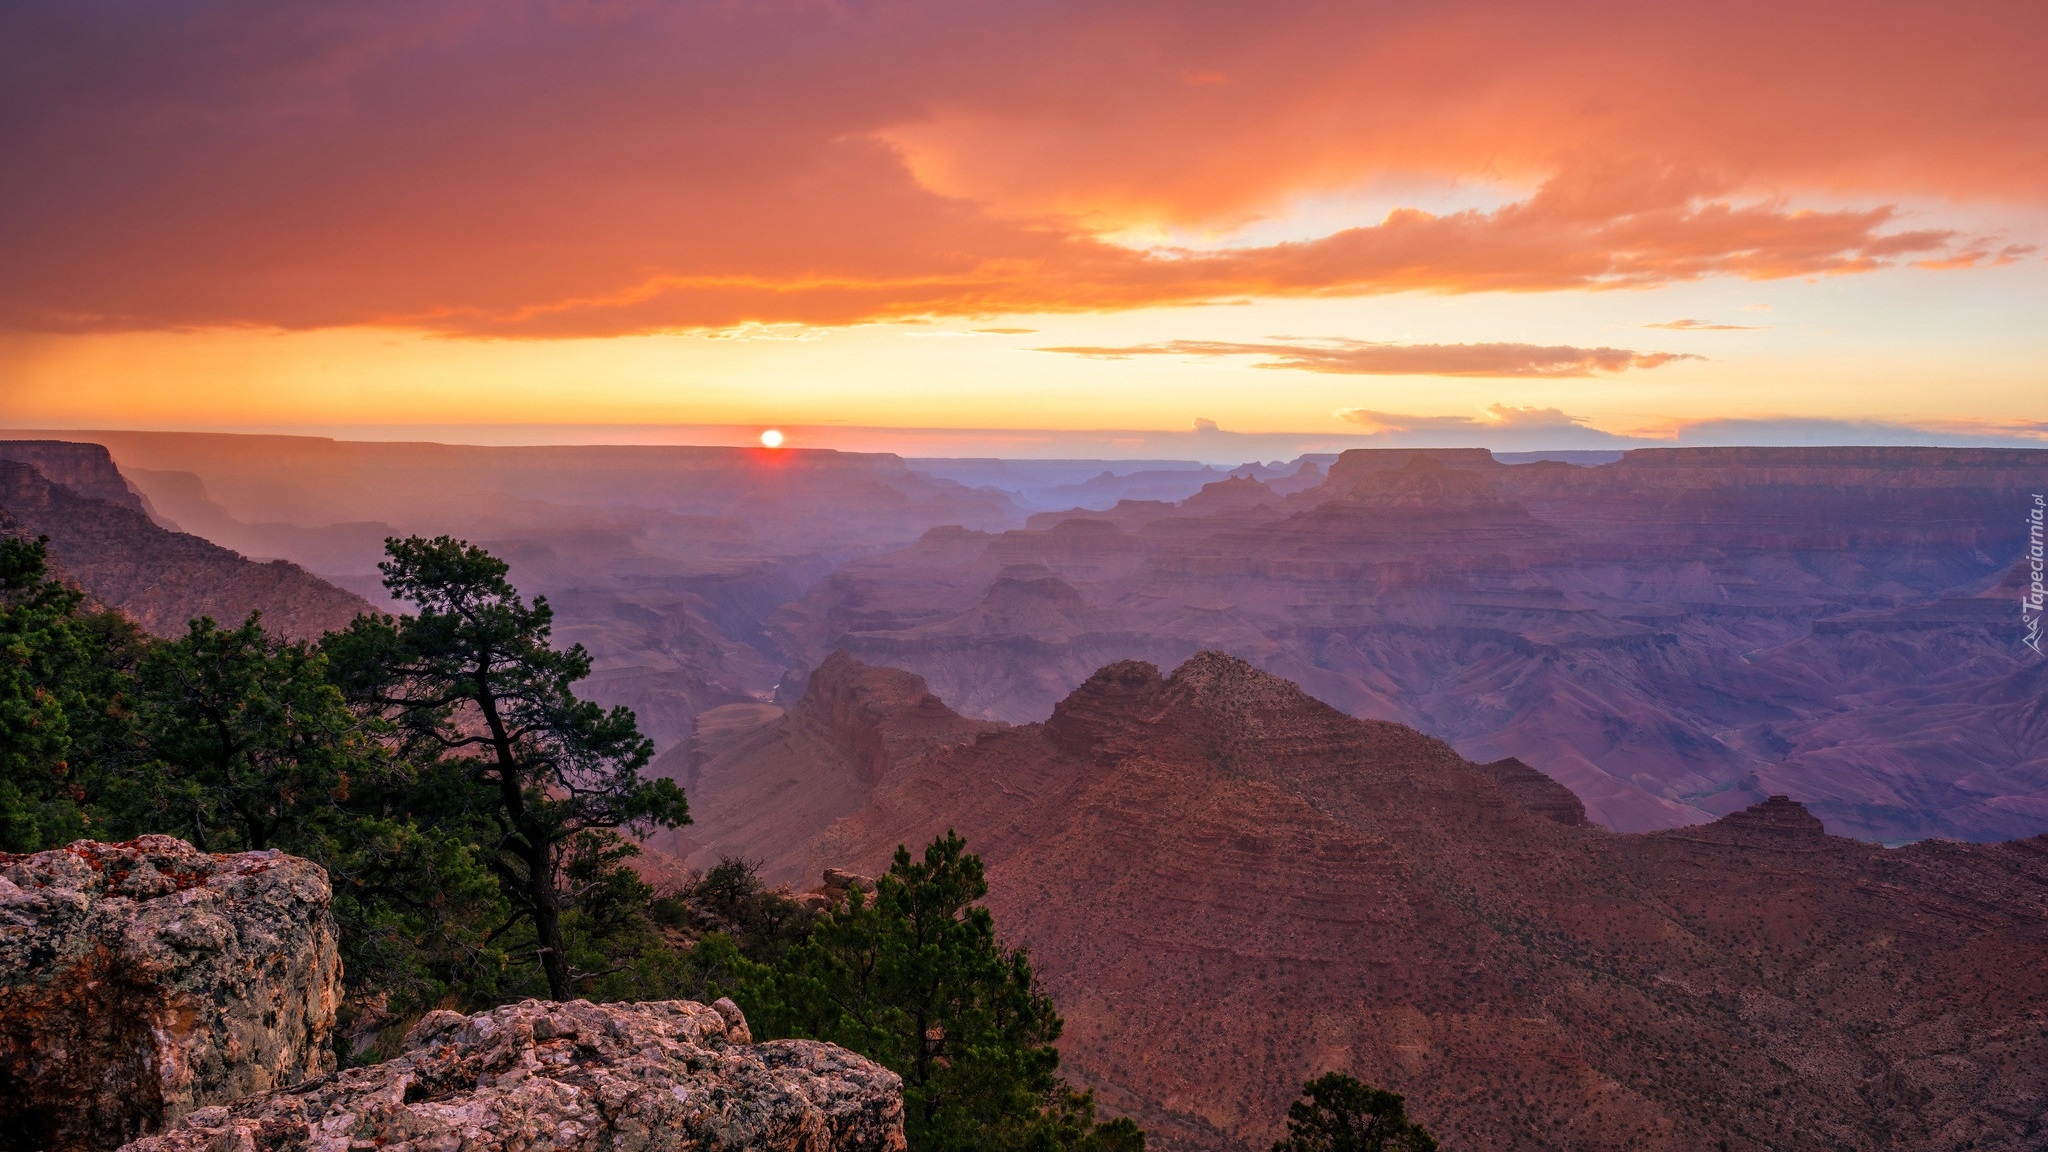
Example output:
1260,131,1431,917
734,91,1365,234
1915,242,2039,271
0,1,2037,338
1042,339,1698,377
170,169,1963,337
884,1,2048,224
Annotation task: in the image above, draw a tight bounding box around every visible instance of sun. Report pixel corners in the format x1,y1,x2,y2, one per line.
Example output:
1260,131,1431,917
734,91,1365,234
759,429,785,449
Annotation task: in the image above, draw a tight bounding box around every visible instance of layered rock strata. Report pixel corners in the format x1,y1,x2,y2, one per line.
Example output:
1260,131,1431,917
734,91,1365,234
0,441,148,513
717,652,2048,1151
780,445,2048,841
648,652,998,884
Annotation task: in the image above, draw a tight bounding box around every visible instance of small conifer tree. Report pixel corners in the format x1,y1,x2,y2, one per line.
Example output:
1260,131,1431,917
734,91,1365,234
1273,1073,1438,1152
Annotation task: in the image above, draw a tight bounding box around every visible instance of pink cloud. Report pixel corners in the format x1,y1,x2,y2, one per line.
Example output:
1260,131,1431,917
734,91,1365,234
1643,319,1769,330
1040,339,1699,377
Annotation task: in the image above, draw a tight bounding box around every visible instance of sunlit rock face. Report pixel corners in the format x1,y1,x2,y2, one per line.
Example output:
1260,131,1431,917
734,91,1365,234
0,836,342,1152
119,998,906,1152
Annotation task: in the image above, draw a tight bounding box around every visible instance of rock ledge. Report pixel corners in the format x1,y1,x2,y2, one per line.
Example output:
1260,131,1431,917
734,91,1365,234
120,997,906,1152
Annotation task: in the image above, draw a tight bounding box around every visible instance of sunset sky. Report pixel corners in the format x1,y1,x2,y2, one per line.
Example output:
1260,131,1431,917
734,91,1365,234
3,0,2045,455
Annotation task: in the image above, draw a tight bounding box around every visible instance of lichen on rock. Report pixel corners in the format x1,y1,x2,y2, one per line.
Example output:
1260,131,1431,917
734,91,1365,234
0,835,341,1152
120,997,906,1152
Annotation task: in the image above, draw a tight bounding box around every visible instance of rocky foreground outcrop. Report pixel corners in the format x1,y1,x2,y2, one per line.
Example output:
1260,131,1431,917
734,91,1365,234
120,998,906,1152
0,836,341,1152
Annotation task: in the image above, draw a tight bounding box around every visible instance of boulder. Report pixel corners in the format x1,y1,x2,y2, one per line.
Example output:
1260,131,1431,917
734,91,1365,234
820,868,874,893
0,836,341,1152
119,997,906,1152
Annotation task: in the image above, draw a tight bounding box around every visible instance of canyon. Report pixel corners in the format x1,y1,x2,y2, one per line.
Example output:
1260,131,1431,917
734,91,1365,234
681,650,2048,1151
8,430,2048,1150
777,446,2048,841
9,432,2043,840
5,431,1015,749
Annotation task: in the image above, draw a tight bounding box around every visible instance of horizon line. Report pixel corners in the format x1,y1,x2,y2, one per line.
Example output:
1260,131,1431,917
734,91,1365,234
6,421,2047,466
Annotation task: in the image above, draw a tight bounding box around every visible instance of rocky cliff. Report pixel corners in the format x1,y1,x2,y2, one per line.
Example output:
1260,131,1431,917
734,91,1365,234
648,652,998,885
119,997,905,1152
0,459,370,639
725,653,2048,1151
0,836,341,1152
780,445,2048,842
0,441,148,513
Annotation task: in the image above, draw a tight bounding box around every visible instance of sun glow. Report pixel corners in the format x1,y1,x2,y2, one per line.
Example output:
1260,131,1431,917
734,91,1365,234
759,428,785,448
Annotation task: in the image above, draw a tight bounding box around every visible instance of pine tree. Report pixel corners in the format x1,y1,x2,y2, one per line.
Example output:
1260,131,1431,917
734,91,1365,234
327,535,688,1000
1273,1073,1438,1152
732,832,1141,1152
130,613,364,852
0,535,141,851
126,608,505,1025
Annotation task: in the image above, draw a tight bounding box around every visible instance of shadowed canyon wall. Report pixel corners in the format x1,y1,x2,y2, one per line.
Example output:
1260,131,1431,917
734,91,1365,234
0,447,369,639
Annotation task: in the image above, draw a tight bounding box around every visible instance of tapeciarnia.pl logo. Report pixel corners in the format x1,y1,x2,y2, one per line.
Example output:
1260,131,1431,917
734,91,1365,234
2025,493,2045,656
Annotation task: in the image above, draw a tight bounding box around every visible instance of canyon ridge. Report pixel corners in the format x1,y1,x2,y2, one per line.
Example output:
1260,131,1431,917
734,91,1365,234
669,650,2048,1152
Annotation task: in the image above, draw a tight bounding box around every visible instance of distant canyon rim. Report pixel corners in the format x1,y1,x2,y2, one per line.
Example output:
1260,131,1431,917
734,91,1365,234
3,432,2044,844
